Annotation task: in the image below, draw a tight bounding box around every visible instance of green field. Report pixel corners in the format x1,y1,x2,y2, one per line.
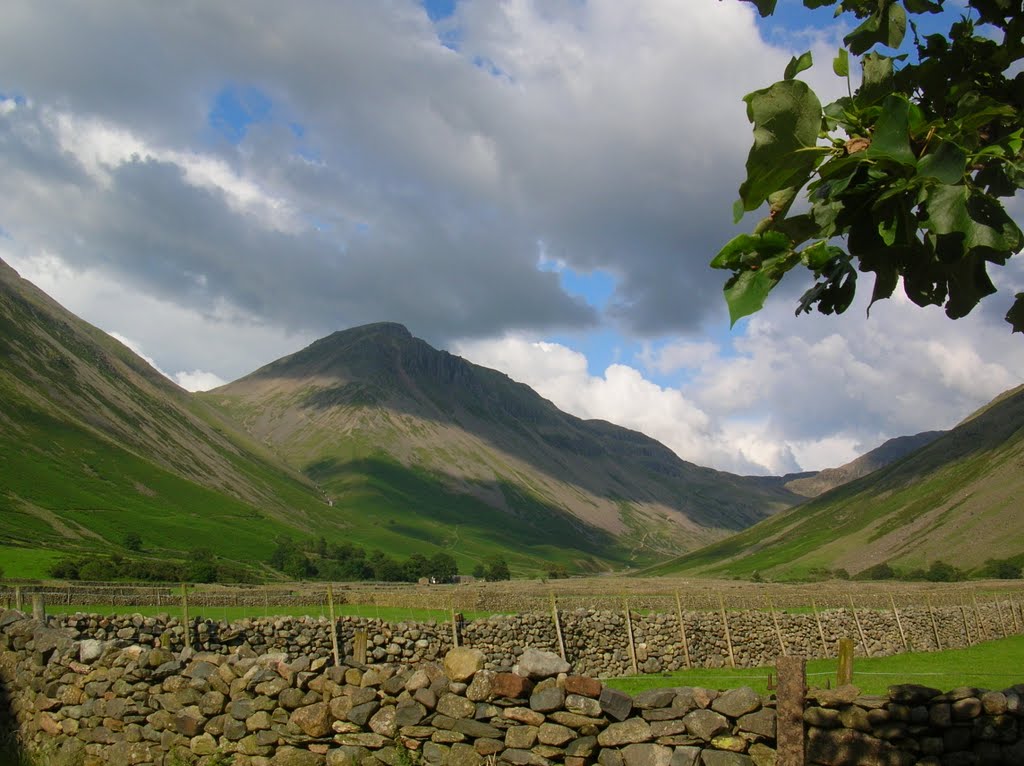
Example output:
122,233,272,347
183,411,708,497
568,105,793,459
606,635,1024,696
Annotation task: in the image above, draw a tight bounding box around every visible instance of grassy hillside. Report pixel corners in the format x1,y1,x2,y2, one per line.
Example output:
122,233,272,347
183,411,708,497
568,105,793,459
644,384,1024,579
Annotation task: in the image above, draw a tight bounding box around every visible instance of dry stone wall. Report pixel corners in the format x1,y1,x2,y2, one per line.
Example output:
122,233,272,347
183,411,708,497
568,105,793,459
5,609,1024,766
32,599,1020,678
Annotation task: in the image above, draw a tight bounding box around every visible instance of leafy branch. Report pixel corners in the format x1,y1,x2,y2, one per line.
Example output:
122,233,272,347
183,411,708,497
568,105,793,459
714,0,1024,333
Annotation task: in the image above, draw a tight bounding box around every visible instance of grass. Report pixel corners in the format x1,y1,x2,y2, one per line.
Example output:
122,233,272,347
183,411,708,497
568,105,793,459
605,635,1024,696
41,602,494,623
0,546,65,579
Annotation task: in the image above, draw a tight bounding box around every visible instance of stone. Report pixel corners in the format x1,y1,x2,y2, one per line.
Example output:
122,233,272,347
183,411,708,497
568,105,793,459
444,647,486,682
806,727,915,766
492,673,534,699
290,702,333,738
683,708,730,741
369,705,398,738
271,746,326,766
747,743,776,766
952,697,982,721
79,639,107,664
803,707,841,728
395,699,427,727
600,687,634,722
452,718,502,739
634,689,677,710
808,685,860,708
566,735,598,757
597,718,653,747
437,693,477,719
982,691,1008,715
738,708,776,739
347,700,380,727
474,738,504,756
711,734,749,752
564,675,603,697
538,722,575,746
446,742,483,765
504,707,546,727
530,685,565,713
566,693,603,717
888,685,941,705
699,753,754,766
712,687,761,718
669,746,700,766
838,705,872,733
621,743,673,766
515,648,571,679
466,670,495,701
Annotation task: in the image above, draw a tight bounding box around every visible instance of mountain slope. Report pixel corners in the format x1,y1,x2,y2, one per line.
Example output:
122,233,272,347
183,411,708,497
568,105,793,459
0,258,338,569
643,384,1024,579
201,323,805,568
783,431,945,497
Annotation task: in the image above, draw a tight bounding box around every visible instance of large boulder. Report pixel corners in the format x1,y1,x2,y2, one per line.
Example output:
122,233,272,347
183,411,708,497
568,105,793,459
514,648,571,679
444,647,486,682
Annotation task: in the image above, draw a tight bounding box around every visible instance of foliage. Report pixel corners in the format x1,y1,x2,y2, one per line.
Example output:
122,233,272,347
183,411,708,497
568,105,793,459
483,555,511,581
266,536,461,583
49,552,254,584
716,0,1023,333
977,557,1023,579
123,532,143,552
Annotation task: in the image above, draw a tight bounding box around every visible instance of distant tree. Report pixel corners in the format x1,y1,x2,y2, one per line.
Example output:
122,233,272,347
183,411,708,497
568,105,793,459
77,557,115,582
484,556,511,582
925,559,965,582
428,552,458,583
546,564,570,580
403,553,431,581
471,563,486,579
833,568,850,580
978,558,1023,579
123,532,143,552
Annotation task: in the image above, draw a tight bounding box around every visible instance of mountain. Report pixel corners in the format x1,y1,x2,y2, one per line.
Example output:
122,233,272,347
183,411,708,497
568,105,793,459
783,431,945,497
200,323,805,570
643,384,1024,579
0,258,342,573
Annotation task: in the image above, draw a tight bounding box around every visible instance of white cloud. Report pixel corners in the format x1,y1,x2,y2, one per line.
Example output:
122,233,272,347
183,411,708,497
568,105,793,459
173,370,227,392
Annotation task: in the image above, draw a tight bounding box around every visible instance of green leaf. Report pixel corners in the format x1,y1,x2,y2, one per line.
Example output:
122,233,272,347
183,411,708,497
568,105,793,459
785,51,814,81
923,184,1023,255
711,231,791,269
866,95,916,165
738,80,823,211
916,140,967,184
833,48,849,77
943,252,997,319
723,269,779,327
902,0,942,12
845,1,907,54
1007,293,1024,333
858,52,894,106
799,241,845,270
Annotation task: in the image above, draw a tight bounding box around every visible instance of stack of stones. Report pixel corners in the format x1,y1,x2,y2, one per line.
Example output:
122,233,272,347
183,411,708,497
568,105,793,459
1,609,778,765
802,683,1024,766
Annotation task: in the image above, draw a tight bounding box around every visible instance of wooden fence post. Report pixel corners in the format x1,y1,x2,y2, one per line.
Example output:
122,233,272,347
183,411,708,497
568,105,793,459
837,637,855,686
776,655,806,766
961,605,973,646
972,593,987,641
889,594,908,651
353,630,368,665
926,594,942,651
769,597,788,657
719,596,736,669
181,583,192,652
675,592,692,669
551,593,566,661
327,584,341,667
848,595,871,657
14,585,22,611
451,606,460,648
623,598,639,676
811,599,828,657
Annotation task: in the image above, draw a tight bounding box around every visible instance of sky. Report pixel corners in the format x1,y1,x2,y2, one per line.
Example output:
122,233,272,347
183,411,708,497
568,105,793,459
1,0,1021,476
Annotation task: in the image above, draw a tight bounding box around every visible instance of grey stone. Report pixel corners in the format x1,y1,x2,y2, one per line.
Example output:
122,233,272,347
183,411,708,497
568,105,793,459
682,708,729,741
600,687,634,721
634,689,677,710
699,752,754,766
530,686,565,713
514,647,571,679
738,708,776,739
597,718,653,747
621,743,673,766
711,687,761,718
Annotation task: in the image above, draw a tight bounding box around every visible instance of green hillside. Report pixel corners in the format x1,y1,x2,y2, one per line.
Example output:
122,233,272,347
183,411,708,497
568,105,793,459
644,384,1024,580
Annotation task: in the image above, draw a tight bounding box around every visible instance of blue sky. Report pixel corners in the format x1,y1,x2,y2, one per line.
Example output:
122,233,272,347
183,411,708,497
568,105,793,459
1,0,1020,475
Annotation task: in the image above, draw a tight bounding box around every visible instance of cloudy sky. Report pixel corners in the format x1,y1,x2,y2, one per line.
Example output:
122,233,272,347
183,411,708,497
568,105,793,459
1,0,1021,476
